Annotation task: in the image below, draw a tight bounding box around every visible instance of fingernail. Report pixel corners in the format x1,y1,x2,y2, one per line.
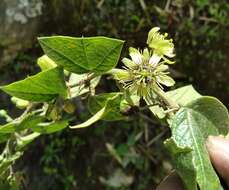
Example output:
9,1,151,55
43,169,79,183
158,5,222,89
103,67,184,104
206,136,229,184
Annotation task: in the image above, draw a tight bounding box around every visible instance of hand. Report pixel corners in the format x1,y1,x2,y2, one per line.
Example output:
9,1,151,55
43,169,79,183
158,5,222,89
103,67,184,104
157,136,229,190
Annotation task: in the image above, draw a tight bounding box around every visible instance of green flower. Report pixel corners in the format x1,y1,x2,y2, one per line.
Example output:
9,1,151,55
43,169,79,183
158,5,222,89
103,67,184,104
147,27,175,59
111,47,175,97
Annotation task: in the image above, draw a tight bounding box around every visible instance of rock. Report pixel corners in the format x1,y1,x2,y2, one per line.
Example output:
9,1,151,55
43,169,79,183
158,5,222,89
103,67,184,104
0,0,43,67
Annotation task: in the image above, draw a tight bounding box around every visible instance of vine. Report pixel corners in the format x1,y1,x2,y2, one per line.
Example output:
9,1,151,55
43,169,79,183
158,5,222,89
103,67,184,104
0,27,228,189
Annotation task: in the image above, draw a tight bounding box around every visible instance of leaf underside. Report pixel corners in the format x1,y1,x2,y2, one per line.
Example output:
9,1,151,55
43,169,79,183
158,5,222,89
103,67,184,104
165,96,229,190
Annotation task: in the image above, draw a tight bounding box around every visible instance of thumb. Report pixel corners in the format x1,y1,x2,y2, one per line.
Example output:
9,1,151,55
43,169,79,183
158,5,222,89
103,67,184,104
206,136,229,184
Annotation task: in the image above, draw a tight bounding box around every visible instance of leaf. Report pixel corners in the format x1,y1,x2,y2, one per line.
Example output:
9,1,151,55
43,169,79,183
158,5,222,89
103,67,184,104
145,86,201,119
0,114,44,134
120,95,140,113
70,106,107,129
0,67,67,102
145,99,165,119
165,96,229,190
70,93,123,128
31,120,69,134
186,96,229,135
88,93,124,121
165,139,197,190
166,85,201,106
38,36,124,74
0,134,10,144
144,96,165,119
0,122,16,134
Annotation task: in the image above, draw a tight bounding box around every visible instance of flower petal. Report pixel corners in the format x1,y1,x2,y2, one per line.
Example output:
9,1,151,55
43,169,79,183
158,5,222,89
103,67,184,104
147,27,175,58
122,58,136,69
110,69,132,82
149,54,161,66
129,47,143,65
155,65,169,72
156,75,175,87
162,56,175,64
147,27,160,45
143,48,150,59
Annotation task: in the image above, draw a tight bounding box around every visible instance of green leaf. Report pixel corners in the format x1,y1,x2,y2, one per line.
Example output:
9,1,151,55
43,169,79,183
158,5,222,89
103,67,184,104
70,106,107,129
165,139,197,190
166,85,201,106
0,114,44,134
0,122,16,134
31,120,69,134
0,67,67,102
88,93,124,121
144,99,165,119
165,96,229,190
144,96,165,119
0,134,10,144
70,93,123,128
38,36,124,74
120,94,140,114
186,96,229,135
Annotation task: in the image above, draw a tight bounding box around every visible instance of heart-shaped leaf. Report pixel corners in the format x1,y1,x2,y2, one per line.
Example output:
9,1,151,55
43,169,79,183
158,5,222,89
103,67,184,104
1,67,67,102
38,36,124,74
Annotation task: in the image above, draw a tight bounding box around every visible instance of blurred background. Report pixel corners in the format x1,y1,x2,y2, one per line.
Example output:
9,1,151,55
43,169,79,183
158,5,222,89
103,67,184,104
0,0,228,189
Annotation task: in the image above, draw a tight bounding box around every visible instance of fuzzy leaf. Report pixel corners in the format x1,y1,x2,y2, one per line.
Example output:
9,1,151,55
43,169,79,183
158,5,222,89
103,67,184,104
166,85,201,106
38,36,124,74
165,96,229,190
0,67,67,102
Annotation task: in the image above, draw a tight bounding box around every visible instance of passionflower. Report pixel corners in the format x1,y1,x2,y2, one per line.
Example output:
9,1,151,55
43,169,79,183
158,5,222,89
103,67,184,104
111,47,175,97
147,27,175,59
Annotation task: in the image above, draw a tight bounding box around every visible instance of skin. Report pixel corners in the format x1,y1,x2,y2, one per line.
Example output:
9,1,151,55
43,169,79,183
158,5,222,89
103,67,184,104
157,136,229,190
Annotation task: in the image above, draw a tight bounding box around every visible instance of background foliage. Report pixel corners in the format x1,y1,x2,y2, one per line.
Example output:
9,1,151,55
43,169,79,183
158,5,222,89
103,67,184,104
0,0,228,189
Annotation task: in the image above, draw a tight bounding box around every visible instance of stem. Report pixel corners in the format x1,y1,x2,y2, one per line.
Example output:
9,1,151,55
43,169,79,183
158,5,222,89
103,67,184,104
68,73,96,88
